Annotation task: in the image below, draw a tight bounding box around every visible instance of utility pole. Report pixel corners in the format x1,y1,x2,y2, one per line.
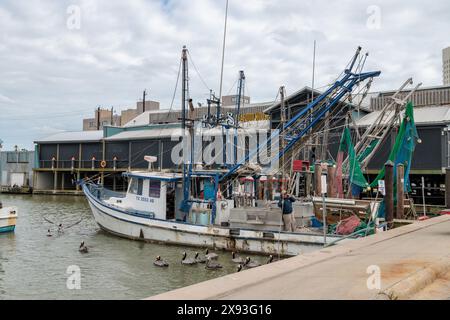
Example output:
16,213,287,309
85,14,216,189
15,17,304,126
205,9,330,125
235,70,245,128
97,107,100,130
143,89,147,112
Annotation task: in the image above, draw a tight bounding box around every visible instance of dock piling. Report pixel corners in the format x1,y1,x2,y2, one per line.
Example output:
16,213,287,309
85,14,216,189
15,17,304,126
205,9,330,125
385,161,394,228
396,163,405,219
314,162,322,196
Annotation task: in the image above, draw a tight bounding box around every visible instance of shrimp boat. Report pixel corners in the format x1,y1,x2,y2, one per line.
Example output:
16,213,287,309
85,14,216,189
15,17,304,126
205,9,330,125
0,206,18,233
82,46,383,255
81,171,337,256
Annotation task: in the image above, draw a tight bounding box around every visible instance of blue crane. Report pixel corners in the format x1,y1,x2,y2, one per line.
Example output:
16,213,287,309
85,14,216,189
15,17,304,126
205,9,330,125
181,47,381,223
220,47,381,182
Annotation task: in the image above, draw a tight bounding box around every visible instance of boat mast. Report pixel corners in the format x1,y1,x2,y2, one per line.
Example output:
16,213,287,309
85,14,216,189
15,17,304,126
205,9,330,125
181,46,191,215
218,0,229,120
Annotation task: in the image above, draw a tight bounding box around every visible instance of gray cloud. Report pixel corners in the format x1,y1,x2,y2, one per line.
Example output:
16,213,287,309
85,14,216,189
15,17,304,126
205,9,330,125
0,0,449,149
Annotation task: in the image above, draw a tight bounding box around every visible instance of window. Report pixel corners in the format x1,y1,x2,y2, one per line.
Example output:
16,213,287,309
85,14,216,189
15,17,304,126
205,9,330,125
149,180,161,198
129,178,138,194
6,151,29,163
137,179,143,195
129,178,143,196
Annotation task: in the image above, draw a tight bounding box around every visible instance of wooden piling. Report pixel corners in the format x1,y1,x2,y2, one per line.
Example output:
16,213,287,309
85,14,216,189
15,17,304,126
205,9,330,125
396,163,405,219
314,162,322,196
446,168,450,208
385,161,394,227
327,165,336,198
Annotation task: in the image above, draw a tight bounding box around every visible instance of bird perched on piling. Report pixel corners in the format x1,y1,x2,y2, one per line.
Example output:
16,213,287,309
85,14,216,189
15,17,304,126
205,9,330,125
194,252,206,264
205,249,218,260
205,257,223,270
181,252,197,265
153,256,169,267
244,257,261,268
231,251,245,264
79,241,88,253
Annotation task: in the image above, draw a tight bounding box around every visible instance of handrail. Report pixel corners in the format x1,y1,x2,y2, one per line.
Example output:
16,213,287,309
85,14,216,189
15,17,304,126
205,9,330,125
323,222,387,248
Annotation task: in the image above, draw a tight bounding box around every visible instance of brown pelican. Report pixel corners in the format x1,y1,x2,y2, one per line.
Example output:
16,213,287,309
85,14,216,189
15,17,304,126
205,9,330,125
154,256,169,267
181,252,197,265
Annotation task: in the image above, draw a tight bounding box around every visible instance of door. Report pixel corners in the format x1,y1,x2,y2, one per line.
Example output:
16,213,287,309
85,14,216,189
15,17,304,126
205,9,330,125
10,173,25,187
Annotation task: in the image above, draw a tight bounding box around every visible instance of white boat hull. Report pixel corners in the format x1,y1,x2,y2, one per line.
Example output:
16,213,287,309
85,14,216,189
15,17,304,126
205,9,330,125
0,207,18,233
84,184,342,256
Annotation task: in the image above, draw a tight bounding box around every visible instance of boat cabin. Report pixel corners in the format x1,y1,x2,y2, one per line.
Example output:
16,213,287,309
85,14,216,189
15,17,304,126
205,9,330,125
105,172,183,220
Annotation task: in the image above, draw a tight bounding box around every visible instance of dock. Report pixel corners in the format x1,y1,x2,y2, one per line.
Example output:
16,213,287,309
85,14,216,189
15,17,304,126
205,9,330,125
149,215,450,300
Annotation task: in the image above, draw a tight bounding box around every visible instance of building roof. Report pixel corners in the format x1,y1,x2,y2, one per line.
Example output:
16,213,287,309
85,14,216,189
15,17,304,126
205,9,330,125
373,84,450,96
105,127,185,141
263,86,371,114
356,105,450,127
123,109,175,127
34,130,103,143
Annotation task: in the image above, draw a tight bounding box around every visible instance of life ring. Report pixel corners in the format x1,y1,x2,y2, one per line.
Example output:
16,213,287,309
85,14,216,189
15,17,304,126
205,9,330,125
100,160,107,168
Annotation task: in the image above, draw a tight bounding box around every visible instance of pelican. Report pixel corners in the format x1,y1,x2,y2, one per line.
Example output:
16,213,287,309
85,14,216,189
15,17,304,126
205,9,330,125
231,251,245,264
244,257,260,268
79,241,88,253
181,252,197,265
205,249,218,260
154,256,169,267
205,257,222,270
195,252,206,263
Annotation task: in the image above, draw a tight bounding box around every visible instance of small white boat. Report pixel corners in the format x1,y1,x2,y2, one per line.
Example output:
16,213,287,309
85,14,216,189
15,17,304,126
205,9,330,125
82,171,343,256
0,206,18,233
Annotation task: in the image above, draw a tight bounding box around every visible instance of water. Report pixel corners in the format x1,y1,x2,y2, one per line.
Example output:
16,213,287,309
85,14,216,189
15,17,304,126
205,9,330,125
0,194,272,300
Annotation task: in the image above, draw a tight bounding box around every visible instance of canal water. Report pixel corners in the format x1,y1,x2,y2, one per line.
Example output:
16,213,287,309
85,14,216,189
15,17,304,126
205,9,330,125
0,194,276,300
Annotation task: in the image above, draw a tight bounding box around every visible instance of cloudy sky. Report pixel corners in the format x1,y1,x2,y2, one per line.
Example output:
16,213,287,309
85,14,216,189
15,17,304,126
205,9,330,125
0,0,449,150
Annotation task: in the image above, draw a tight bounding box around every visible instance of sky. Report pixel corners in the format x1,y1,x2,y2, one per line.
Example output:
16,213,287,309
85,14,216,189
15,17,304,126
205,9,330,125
0,0,449,150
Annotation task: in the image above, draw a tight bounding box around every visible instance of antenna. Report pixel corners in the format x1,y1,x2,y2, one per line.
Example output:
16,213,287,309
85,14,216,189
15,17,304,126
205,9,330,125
218,0,229,105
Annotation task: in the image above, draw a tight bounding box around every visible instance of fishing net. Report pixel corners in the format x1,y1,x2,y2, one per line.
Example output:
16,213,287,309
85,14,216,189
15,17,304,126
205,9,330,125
370,102,418,189
370,102,419,218
336,126,369,189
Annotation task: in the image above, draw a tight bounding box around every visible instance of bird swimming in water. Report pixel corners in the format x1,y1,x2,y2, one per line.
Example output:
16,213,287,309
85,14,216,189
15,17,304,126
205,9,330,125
57,224,64,234
267,255,274,264
244,257,261,268
205,257,223,270
205,249,218,260
237,264,243,272
79,241,88,253
181,252,197,265
47,229,52,237
231,251,245,264
194,252,206,264
153,256,169,267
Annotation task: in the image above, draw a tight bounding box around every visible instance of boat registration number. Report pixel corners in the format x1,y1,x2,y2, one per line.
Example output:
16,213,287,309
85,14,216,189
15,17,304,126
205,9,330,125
136,196,154,203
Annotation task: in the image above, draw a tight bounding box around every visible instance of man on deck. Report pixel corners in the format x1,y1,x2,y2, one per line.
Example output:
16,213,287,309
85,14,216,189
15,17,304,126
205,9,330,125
278,190,297,232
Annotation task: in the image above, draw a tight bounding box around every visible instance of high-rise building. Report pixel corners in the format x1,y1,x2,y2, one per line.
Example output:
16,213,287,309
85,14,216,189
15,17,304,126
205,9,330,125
444,47,450,85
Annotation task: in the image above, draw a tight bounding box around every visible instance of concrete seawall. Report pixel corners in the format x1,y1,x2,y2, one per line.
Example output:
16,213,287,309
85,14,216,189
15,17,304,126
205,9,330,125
149,215,450,300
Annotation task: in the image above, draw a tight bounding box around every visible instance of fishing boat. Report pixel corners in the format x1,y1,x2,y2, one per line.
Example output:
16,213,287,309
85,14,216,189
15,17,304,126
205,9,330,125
82,46,385,256
0,205,18,233
81,171,339,256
